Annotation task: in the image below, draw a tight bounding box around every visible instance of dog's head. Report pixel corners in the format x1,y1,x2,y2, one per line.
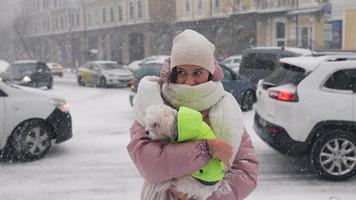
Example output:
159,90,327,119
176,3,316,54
144,104,177,141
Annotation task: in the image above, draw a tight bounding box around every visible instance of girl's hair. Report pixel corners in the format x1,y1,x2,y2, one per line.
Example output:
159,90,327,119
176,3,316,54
170,67,213,83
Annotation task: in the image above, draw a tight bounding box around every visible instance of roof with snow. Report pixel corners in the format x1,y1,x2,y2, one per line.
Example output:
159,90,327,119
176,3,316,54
249,46,313,56
280,55,356,72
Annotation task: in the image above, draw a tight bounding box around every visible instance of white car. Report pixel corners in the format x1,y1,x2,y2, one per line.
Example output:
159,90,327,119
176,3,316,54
77,61,133,88
0,60,9,72
0,81,72,161
221,55,242,73
254,55,356,180
127,60,142,73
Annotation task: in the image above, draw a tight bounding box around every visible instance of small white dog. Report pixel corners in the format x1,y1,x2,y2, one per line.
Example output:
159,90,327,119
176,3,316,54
143,104,222,200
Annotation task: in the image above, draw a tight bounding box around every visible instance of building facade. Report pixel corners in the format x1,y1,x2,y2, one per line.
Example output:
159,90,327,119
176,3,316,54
1,0,355,68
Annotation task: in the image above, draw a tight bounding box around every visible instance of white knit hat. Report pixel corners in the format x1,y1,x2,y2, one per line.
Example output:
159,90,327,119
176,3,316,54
170,29,215,74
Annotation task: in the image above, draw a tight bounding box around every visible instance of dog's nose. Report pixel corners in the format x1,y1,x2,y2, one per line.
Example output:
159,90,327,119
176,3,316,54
144,129,150,135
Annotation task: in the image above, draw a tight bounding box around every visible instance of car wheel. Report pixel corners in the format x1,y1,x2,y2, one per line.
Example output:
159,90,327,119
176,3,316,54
77,75,84,86
47,78,53,89
241,90,254,111
100,77,107,88
8,120,52,161
59,73,63,77
311,129,356,181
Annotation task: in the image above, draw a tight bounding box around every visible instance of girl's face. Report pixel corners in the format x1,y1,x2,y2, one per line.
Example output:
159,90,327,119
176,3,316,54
175,65,210,86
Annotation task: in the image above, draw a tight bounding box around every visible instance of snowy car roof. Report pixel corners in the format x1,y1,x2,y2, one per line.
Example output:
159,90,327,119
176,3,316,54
250,47,313,56
91,60,118,64
280,55,356,72
224,55,242,60
142,55,169,64
13,60,40,64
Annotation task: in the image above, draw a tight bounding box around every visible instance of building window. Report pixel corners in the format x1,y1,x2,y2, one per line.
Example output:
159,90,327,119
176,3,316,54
234,0,240,5
88,12,92,25
76,13,80,27
118,5,123,21
129,2,135,19
102,8,107,23
69,14,74,27
215,0,220,8
276,22,285,47
185,0,190,12
110,7,115,22
95,9,99,24
138,1,143,18
197,0,203,10
60,17,64,29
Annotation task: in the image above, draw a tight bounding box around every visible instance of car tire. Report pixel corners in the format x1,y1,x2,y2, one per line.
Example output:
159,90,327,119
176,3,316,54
59,73,63,77
241,90,254,111
8,120,52,162
310,129,356,181
47,78,53,89
100,77,107,88
77,75,84,86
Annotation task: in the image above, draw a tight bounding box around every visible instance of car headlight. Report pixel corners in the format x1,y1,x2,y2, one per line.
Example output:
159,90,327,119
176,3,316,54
22,76,31,82
49,98,70,113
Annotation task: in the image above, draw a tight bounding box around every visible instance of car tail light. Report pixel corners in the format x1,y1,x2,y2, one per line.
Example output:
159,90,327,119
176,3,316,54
268,90,298,102
130,79,137,91
269,127,282,136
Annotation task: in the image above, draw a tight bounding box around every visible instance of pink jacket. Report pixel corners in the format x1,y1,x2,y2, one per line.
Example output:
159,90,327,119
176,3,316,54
127,121,259,200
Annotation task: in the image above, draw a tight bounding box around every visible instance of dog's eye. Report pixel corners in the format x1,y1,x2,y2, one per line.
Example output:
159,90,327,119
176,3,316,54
152,122,159,128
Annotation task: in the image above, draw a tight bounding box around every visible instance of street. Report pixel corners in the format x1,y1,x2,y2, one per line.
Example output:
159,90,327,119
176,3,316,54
0,73,355,200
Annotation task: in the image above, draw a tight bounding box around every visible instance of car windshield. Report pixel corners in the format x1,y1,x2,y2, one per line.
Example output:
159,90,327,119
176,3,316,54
5,63,36,73
240,53,277,70
264,63,307,87
98,63,123,70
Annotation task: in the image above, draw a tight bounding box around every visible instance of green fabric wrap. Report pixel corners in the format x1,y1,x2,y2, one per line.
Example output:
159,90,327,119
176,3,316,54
177,106,224,183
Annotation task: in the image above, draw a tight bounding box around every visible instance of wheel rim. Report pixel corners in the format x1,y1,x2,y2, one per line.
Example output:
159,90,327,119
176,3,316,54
24,127,50,156
319,138,356,176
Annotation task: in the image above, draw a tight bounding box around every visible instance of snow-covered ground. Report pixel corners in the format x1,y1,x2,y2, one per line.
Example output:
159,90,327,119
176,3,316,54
0,73,355,200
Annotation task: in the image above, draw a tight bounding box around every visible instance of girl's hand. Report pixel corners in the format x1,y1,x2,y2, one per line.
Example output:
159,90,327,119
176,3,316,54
169,186,190,200
208,138,233,169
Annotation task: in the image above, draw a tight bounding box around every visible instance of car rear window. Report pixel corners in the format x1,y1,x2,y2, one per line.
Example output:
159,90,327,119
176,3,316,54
6,63,36,73
240,53,277,70
135,63,162,79
263,63,307,89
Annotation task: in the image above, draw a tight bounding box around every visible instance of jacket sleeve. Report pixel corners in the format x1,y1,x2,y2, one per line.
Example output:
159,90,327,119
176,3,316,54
208,130,259,200
127,121,211,184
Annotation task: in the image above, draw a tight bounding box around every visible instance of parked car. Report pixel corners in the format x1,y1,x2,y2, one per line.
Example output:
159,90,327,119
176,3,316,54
0,80,72,161
129,62,256,111
0,60,9,72
77,60,133,88
127,60,142,73
47,62,64,77
0,60,53,89
221,55,242,73
254,55,356,180
239,46,312,85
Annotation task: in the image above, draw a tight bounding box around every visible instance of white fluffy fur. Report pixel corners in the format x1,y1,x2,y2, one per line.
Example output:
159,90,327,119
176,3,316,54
144,104,177,141
143,104,221,200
